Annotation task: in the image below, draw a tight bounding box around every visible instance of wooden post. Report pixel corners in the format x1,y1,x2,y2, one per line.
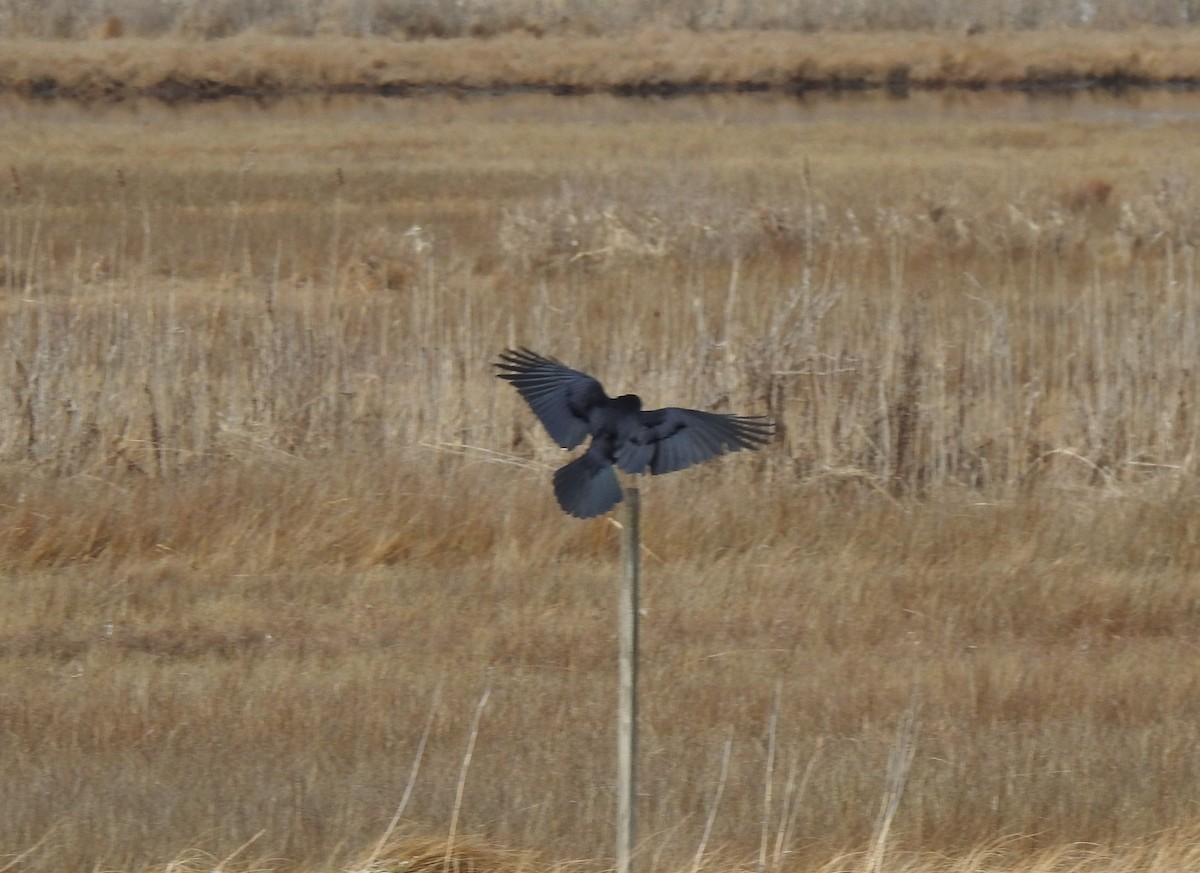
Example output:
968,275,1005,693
616,485,640,873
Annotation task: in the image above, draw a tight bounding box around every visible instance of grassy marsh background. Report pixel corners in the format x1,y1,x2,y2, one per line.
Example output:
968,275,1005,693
6,0,1200,38
6,29,1200,101
3,84,1200,873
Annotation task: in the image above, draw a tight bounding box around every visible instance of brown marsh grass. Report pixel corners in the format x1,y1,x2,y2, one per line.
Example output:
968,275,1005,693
6,29,1200,100
3,85,1200,873
5,0,1200,38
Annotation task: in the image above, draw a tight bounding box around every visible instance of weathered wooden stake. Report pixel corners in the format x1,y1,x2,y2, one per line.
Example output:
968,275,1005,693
616,485,640,873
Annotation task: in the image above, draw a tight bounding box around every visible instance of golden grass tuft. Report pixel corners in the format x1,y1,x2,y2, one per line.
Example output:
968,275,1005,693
351,836,551,873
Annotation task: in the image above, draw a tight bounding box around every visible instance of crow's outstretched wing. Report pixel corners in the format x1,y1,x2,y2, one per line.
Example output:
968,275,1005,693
495,348,609,450
615,408,773,475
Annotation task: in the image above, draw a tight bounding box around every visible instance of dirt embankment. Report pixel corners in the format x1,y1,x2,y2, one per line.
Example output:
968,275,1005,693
4,28,1200,103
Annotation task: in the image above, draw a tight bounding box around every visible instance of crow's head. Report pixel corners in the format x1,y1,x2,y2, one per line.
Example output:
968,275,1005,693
613,394,642,413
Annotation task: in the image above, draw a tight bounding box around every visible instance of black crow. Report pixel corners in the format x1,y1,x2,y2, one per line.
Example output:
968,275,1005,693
496,348,773,518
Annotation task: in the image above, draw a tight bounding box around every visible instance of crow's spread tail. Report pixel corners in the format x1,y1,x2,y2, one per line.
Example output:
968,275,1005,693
553,454,623,519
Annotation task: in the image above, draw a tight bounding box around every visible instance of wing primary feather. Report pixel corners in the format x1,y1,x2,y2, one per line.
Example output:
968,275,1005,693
495,347,607,450
690,414,727,456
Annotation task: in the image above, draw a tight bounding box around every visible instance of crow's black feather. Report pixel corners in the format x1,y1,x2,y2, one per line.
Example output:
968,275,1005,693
497,348,772,518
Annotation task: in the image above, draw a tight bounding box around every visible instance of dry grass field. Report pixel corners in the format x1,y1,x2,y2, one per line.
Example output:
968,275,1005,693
5,0,1200,38
6,29,1200,101
4,44,1200,873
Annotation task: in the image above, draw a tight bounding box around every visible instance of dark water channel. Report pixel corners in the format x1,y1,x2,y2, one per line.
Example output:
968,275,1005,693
3,87,1200,127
